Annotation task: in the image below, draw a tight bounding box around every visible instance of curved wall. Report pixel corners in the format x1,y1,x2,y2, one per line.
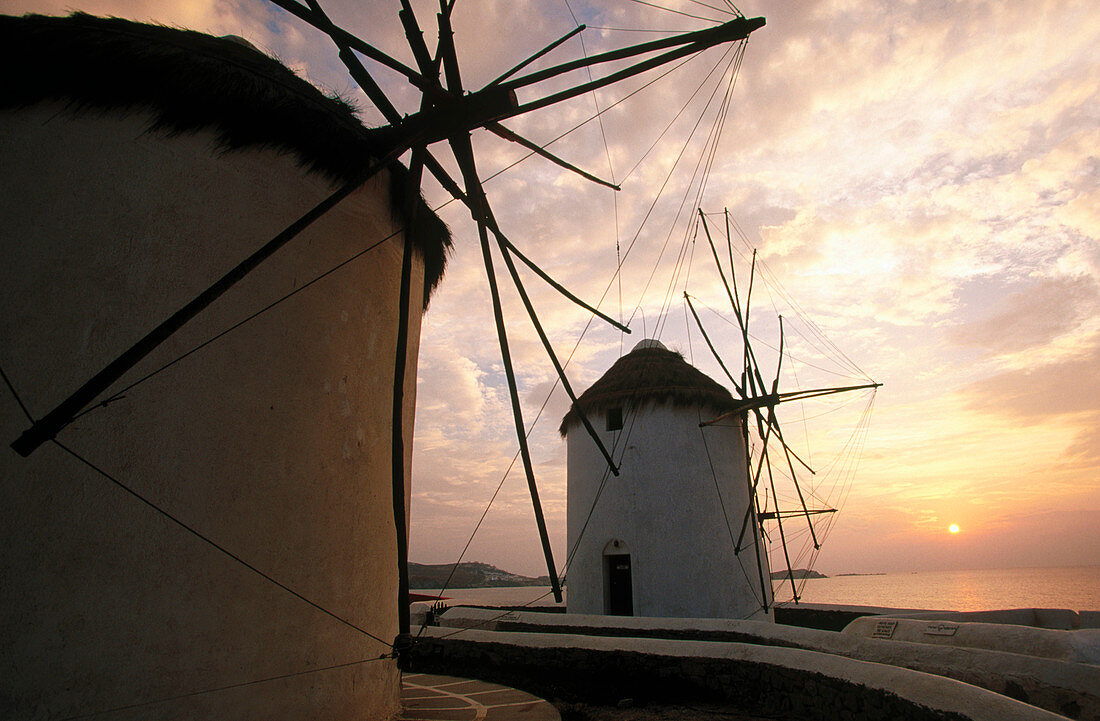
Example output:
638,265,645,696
566,403,772,619
0,105,422,720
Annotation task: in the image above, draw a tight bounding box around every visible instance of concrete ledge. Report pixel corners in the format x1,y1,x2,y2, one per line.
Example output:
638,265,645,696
410,627,1066,721
878,608,1085,630
774,602,945,632
433,607,1099,719
844,616,1100,663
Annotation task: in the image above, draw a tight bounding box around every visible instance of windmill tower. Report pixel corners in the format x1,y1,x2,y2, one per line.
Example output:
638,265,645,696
0,15,450,720
2,5,768,720
562,339,773,620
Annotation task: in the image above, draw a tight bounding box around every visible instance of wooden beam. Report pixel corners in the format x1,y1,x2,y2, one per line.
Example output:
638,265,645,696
10,151,402,457
502,17,764,91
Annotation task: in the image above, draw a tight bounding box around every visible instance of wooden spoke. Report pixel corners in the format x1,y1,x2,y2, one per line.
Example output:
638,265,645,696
448,132,563,603
488,24,586,87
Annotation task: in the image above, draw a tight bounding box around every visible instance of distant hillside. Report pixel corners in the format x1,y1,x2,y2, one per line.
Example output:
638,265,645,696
770,568,827,580
408,561,550,589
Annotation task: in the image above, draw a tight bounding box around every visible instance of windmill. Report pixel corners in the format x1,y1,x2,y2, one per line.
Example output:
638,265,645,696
686,208,880,609
7,1,766,652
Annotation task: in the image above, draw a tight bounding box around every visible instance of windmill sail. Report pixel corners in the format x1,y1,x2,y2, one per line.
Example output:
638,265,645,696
688,209,880,606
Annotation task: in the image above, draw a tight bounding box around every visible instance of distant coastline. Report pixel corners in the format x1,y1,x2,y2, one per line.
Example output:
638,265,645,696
409,561,549,589
410,562,839,588
771,568,828,580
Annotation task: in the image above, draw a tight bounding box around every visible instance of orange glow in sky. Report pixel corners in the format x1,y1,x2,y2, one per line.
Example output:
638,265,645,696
6,0,1097,577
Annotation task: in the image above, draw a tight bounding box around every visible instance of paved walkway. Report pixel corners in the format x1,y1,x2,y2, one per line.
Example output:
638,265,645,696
399,673,561,721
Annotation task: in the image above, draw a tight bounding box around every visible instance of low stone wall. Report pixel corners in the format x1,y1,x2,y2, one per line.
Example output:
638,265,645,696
409,627,1065,721
432,608,1099,720
879,608,1091,631
774,602,945,632
844,616,1100,663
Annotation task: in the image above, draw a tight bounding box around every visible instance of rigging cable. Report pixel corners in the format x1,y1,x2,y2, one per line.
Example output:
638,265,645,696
664,44,747,332
587,25,702,34
412,329,592,637
715,223,873,380
49,440,395,653
680,0,737,16
694,297,869,382
697,414,766,608
562,0,624,353
52,654,392,721
651,41,746,339
422,354,654,644
627,0,727,24
432,49,708,215
0,362,34,423
623,42,739,329
461,35,739,378
707,207,870,379
70,229,403,423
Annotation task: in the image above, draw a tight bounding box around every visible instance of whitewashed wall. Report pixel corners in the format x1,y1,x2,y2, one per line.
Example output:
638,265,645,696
566,402,773,620
0,105,423,720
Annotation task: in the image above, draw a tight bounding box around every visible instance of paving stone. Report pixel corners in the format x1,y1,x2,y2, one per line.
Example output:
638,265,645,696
399,673,560,721
466,688,539,704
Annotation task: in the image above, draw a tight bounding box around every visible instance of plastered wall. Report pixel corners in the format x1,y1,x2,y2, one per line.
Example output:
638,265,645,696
0,105,424,720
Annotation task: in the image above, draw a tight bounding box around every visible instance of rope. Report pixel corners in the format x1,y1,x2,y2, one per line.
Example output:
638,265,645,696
681,0,737,16
0,362,34,423
649,42,745,338
451,44,707,204
624,43,739,329
562,0,624,352
413,342,574,639
621,44,734,184
53,654,392,721
71,230,402,423
50,440,395,652
628,0,726,24
694,298,869,382
423,348,673,644
711,217,873,381
587,26,704,34
697,415,765,608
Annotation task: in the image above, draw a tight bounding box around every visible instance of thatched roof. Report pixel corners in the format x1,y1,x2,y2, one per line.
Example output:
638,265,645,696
560,340,739,435
0,12,450,305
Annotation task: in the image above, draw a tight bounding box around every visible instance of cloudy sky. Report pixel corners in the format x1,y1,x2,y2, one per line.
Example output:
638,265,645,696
9,0,1097,582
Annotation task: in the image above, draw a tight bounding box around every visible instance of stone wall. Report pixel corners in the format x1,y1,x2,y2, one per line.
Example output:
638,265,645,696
409,628,1065,721
431,608,1099,720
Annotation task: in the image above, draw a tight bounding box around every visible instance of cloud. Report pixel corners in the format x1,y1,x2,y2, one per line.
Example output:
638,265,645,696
5,0,1098,578
946,275,1099,355
961,334,1100,420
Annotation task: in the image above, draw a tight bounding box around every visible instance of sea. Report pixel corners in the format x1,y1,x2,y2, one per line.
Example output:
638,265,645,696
417,565,1100,613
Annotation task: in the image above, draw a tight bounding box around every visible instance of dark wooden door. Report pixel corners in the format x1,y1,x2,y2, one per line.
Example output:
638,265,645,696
606,554,633,616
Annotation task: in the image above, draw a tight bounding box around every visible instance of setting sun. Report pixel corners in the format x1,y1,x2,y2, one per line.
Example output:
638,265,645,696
949,524,960,534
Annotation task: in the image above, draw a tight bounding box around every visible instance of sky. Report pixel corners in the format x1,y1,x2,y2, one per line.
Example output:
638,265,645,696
7,0,1097,583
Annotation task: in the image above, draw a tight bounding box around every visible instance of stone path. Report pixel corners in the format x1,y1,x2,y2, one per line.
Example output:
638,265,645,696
398,673,561,721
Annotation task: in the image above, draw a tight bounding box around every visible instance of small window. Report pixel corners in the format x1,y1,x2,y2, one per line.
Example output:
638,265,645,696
606,406,623,431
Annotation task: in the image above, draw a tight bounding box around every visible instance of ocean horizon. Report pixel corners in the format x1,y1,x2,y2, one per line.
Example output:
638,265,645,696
416,565,1100,613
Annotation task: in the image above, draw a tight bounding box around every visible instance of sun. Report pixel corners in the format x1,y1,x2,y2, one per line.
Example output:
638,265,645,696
948,524,960,534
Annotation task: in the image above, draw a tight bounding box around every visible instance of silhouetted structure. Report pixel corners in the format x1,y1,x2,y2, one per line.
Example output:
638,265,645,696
563,339,773,619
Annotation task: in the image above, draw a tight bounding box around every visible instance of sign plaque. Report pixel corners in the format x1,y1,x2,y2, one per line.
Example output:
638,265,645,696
923,622,960,637
871,619,898,639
